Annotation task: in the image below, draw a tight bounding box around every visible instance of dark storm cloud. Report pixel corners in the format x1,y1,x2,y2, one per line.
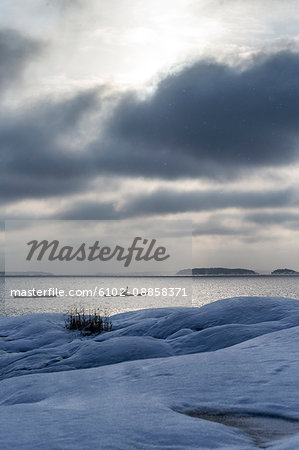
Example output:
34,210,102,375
2,48,299,208
56,186,297,221
0,88,101,205
0,29,42,90
0,27,102,206
121,187,297,217
0,176,88,205
93,50,299,179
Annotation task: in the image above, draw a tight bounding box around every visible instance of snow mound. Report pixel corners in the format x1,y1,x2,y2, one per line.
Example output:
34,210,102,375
1,296,299,449
1,296,299,379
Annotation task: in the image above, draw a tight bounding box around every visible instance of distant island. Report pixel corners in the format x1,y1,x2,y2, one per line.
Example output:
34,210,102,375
177,267,257,276
271,268,299,275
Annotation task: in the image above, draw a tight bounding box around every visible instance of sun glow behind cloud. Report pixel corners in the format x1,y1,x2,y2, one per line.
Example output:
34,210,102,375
0,0,226,90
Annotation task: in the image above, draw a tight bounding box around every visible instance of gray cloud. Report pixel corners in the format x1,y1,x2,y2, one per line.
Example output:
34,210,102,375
246,211,299,228
192,222,252,237
53,186,297,222
0,88,101,205
93,50,299,179
57,200,120,220
2,47,299,210
121,187,297,217
0,28,43,90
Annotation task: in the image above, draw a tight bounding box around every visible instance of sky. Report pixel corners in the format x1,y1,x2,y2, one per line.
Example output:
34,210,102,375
1,0,299,272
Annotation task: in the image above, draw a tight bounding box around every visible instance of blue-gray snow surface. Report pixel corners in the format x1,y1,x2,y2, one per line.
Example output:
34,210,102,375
1,296,299,449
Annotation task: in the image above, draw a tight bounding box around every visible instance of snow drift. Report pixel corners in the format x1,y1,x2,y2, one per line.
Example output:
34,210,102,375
1,296,299,449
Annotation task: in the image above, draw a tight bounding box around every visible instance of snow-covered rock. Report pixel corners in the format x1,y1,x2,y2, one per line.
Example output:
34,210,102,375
1,296,299,449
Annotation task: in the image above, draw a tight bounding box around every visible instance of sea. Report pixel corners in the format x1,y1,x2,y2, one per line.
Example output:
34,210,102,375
1,275,299,316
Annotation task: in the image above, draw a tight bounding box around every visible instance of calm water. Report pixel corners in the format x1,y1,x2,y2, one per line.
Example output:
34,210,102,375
1,276,299,316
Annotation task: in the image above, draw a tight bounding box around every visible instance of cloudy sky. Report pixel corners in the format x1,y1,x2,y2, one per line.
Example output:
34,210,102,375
1,0,299,271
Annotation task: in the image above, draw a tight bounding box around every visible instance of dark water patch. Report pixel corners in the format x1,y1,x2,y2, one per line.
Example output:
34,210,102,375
173,408,299,448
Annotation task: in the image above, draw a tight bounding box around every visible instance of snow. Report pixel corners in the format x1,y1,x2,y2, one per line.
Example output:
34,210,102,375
1,296,299,449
